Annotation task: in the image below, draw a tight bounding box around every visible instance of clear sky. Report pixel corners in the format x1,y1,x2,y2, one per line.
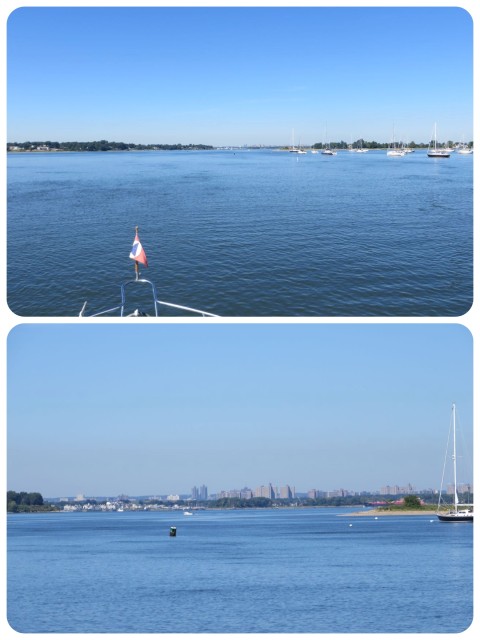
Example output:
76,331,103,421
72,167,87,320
7,323,473,498
6,4,474,146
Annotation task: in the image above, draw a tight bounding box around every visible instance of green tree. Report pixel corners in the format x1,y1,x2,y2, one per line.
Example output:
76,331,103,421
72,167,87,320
28,492,44,506
403,495,421,508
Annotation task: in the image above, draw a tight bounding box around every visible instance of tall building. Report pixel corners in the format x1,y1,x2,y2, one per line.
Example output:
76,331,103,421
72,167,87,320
255,484,275,499
380,484,415,496
280,485,293,499
191,485,208,500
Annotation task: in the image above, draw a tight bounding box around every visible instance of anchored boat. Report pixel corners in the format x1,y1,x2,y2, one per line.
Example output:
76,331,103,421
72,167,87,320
427,123,450,158
436,404,473,522
79,228,219,317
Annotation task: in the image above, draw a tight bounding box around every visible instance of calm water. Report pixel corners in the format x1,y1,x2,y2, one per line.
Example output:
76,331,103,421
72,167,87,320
7,149,472,316
7,508,473,633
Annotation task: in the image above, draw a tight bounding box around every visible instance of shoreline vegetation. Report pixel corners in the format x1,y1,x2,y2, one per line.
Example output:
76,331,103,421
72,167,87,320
8,491,461,515
7,141,215,152
7,138,473,153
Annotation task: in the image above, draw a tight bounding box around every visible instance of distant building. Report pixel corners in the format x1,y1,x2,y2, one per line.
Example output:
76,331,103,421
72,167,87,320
380,484,415,496
327,489,355,498
255,484,275,499
218,489,242,499
279,485,294,499
191,485,208,500
448,482,472,495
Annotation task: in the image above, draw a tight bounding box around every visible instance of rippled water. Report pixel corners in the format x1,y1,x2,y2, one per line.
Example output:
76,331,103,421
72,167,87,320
7,149,472,316
7,508,473,633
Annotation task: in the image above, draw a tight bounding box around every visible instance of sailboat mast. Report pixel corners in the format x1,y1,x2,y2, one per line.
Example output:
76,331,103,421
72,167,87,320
452,403,458,511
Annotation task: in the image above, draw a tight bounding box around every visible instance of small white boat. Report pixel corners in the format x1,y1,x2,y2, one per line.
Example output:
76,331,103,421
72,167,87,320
321,126,337,155
457,141,473,155
289,129,306,153
436,404,473,523
387,126,405,156
79,228,219,317
183,511,193,516
428,123,450,158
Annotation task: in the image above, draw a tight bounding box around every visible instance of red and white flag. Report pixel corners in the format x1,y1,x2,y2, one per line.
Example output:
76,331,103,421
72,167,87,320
129,232,148,266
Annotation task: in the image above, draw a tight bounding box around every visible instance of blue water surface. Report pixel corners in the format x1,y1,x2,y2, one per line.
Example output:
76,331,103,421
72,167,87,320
7,149,473,316
7,508,473,633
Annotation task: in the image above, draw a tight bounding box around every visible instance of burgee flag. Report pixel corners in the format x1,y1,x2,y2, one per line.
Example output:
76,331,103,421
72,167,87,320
129,232,148,266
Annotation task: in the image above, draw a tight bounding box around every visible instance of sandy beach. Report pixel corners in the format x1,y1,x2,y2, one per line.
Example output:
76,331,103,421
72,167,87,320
348,509,438,517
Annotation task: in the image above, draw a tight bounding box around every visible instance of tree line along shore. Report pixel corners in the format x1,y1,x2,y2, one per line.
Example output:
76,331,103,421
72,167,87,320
7,491,463,513
7,141,214,152
7,138,474,152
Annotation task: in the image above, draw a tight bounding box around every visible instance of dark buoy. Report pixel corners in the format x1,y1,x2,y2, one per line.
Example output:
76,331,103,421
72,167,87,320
169,526,177,537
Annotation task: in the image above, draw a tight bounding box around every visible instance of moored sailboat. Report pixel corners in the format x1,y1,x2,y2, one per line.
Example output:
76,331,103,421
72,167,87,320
436,404,473,522
321,125,337,155
289,129,306,153
386,126,405,156
456,139,473,155
428,123,450,158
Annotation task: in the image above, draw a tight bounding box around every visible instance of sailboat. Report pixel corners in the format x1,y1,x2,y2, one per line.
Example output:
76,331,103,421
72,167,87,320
289,129,306,153
436,404,473,522
354,138,368,153
457,138,473,155
457,145,473,155
387,126,405,156
427,123,450,158
321,125,337,155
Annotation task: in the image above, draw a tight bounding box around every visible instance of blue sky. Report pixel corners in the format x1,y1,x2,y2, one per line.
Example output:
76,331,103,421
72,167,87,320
7,5,473,146
7,324,473,497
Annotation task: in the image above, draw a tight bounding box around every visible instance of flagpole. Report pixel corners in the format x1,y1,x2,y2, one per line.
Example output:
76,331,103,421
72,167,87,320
134,226,139,280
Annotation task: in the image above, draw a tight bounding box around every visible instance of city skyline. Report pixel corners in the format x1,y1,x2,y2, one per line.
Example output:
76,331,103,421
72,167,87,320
6,3,474,146
49,481,462,502
42,478,473,503
7,324,473,497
